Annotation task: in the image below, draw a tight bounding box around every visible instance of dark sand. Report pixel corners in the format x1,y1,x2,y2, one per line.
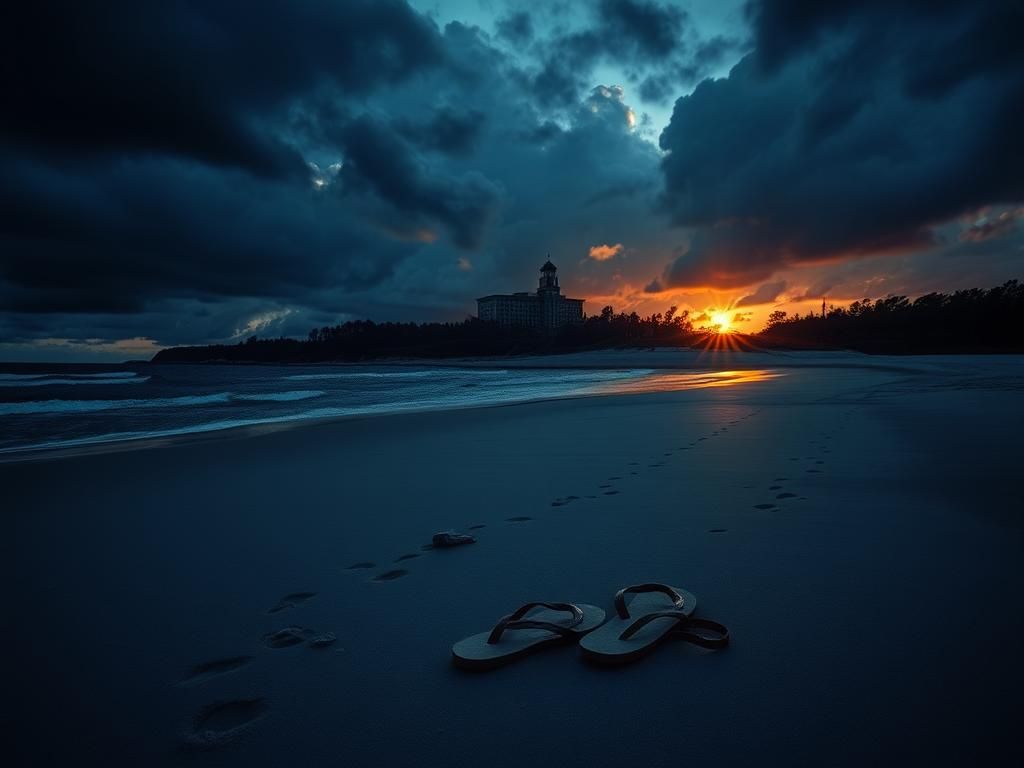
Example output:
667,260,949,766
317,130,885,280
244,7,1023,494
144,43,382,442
5,355,1023,766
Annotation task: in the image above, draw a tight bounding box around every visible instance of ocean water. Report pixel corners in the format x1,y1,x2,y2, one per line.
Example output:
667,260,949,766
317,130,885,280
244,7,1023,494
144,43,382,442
0,362,774,455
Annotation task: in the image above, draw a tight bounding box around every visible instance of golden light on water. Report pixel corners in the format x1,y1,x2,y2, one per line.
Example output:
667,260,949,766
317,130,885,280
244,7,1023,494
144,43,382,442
594,369,781,395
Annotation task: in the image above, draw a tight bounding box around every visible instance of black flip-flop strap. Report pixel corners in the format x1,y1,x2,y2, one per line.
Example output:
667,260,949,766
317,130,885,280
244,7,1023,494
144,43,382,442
619,610,730,649
619,609,689,640
487,602,584,644
674,617,730,649
614,583,686,619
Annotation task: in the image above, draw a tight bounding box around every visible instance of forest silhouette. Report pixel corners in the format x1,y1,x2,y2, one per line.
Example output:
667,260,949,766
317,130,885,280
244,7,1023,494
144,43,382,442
152,281,1022,363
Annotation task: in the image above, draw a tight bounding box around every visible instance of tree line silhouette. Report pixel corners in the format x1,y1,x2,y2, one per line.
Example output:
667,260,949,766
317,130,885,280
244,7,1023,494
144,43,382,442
151,281,1022,362
152,306,697,363
756,280,1023,353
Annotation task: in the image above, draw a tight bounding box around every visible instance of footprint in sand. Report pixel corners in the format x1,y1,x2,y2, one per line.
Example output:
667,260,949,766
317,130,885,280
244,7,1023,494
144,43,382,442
753,503,777,510
371,569,409,582
177,656,252,687
394,553,420,562
308,632,337,649
506,516,532,523
345,562,375,571
776,492,797,499
183,699,269,750
267,592,316,614
262,627,311,649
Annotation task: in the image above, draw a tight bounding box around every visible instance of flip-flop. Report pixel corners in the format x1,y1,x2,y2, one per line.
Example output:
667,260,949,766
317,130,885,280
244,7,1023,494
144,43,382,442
452,601,606,670
579,583,728,665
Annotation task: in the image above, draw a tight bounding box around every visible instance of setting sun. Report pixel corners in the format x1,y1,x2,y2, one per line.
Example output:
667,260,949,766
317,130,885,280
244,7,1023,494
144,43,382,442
711,311,733,333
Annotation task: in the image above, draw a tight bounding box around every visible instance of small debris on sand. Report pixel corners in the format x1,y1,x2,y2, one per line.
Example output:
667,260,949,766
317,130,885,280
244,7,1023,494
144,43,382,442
432,531,477,547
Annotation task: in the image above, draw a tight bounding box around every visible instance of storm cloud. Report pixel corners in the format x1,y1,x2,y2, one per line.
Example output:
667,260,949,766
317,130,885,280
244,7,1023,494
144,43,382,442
1,0,1020,359
656,0,1024,289
0,2,671,352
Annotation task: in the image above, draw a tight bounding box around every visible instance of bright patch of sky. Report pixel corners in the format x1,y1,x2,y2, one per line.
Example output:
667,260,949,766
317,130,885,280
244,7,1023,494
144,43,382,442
409,0,750,138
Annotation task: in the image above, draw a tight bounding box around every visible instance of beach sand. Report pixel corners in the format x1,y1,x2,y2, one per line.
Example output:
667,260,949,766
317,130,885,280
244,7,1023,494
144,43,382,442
5,352,1022,766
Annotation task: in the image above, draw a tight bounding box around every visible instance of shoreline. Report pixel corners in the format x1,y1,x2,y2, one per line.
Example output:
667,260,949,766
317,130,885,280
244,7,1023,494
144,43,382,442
4,349,1021,463
0,366,782,464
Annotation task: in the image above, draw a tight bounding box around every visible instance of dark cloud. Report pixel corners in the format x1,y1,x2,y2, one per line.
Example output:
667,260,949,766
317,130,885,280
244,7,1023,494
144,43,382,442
1,1,444,177
396,108,487,156
656,1,1024,289
496,11,534,44
337,115,499,249
735,280,787,307
526,0,729,108
0,152,407,315
599,0,687,58
1,8,670,353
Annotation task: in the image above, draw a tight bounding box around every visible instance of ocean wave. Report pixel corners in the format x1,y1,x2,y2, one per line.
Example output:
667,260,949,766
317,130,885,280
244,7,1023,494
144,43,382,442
284,369,509,381
66,372,141,379
0,373,49,381
0,375,150,388
0,392,233,415
233,390,325,402
0,389,326,416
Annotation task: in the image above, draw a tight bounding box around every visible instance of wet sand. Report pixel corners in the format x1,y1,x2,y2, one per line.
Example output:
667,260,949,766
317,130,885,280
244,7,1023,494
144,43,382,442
5,354,1022,766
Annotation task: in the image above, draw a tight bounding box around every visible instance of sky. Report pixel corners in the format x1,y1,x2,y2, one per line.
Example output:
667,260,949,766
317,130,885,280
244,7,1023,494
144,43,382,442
1,0,1022,361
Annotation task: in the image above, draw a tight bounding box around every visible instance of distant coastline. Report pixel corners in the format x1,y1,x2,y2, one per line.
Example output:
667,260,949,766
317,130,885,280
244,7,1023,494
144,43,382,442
152,280,1022,363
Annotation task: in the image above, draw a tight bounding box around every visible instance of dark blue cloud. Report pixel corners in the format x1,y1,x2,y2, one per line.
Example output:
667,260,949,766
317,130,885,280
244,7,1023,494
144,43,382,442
656,0,1024,288
2,1,444,177
0,6,669,351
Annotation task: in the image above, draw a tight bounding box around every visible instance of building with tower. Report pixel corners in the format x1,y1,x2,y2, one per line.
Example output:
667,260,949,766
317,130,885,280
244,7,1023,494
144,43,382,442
476,259,585,331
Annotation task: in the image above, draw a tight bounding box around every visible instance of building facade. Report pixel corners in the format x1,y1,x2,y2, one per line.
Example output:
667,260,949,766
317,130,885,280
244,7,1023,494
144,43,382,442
477,260,585,331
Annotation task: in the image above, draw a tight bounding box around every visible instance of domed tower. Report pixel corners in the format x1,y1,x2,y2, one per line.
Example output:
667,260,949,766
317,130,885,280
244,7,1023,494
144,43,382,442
538,257,560,294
